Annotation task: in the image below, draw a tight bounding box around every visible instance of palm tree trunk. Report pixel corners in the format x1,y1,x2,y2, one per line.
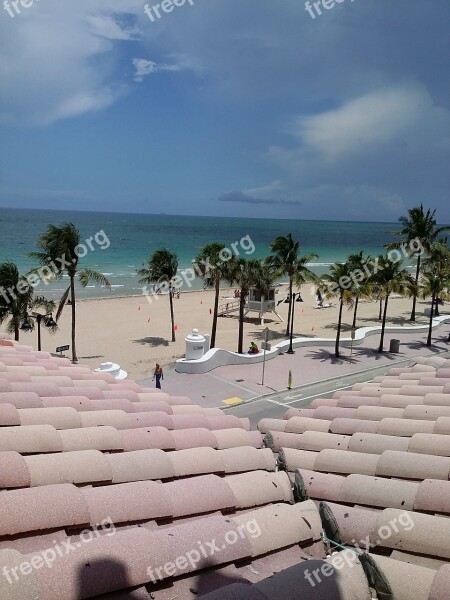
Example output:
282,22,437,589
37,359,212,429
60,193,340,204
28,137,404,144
70,276,77,363
427,293,435,347
335,297,344,358
14,317,19,342
352,296,359,329
378,297,383,321
238,289,245,353
410,254,421,322
434,298,440,317
378,295,389,352
169,288,175,342
211,278,220,348
285,278,293,336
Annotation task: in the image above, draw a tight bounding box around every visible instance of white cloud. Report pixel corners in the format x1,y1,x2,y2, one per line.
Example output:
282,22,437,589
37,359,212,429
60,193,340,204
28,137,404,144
132,57,186,82
86,15,141,40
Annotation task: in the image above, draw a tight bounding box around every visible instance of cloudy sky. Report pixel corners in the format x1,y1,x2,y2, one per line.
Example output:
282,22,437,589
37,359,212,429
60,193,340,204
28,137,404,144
0,0,449,221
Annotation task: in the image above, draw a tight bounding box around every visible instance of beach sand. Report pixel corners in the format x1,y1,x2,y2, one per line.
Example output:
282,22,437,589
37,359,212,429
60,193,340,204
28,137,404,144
6,285,435,380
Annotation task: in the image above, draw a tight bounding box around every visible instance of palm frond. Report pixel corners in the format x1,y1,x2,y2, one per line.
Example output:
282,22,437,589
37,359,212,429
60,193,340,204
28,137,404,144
55,286,71,322
78,269,112,289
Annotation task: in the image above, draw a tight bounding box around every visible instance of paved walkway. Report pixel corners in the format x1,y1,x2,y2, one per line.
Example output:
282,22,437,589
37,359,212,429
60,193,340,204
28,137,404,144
139,322,450,409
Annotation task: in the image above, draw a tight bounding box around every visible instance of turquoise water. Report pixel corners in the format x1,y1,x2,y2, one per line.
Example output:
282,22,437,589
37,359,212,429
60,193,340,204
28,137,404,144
0,208,401,299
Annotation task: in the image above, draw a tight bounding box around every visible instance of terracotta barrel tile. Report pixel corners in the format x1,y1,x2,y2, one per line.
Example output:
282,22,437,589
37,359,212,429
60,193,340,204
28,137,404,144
89,398,134,412
0,484,89,535
0,403,20,426
205,416,244,430
379,394,424,408
408,433,450,456
377,418,435,436
257,418,287,434
107,448,174,483
296,469,345,502
414,479,450,514
285,417,331,434
18,407,82,429
315,448,379,476
277,448,318,472
330,418,378,435
129,412,172,429
41,396,94,411
428,564,450,600
298,431,350,452
166,474,236,517
121,427,175,452
336,396,379,408
0,391,42,408
404,405,450,420
339,473,418,510
355,406,404,421
80,410,133,430
25,450,112,487
0,451,31,488
60,426,123,452
424,393,450,406
283,408,315,419
370,555,436,600
170,414,210,430
324,501,380,546
0,549,41,600
130,401,172,414
434,417,450,435
376,450,450,480
218,447,276,474
0,424,62,453
224,471,293,508
169,447,225,477
58,386,104,400
213,429,262,450
348,433,409,454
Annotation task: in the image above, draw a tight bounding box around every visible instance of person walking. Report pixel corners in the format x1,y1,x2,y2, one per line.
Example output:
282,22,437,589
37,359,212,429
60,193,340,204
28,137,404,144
152,363,164,389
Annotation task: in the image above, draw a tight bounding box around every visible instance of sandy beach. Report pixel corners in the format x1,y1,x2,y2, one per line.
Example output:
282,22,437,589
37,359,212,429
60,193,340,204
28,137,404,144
4,284,436,381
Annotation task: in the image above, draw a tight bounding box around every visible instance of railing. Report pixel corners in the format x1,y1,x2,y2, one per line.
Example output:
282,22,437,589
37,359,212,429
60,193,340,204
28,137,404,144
218,300,240,315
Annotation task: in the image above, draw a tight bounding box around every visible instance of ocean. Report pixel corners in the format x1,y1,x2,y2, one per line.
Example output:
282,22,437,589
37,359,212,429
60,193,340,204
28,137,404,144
0,208,401,300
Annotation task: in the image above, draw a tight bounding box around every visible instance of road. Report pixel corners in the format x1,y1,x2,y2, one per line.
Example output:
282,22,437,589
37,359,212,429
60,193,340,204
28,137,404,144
225,350,450,427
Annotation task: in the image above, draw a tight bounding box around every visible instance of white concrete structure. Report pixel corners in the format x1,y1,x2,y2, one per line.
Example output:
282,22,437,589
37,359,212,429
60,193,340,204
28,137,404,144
185,328,207,360
175,315,450,374
95,362,128,379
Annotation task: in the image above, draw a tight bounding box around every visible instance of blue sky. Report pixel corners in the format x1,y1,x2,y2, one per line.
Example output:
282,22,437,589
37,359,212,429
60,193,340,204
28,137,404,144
0,0,449,221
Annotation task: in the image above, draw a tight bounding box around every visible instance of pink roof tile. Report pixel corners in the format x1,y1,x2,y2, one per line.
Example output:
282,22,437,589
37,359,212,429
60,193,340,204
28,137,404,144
102,390,141,402
80,410,133,430
172,427,217,450
0,391,41,408
339,473,419,510
377,418,435,436
166,474,236,517
336,396,379,408
296,468,345,502
354,405,404,420
41,395,94,411
313,406,357,420
258,418,287,434
128,411,172,429
424,392,450,406
376,450,450,480
277,448,318,472
24,449,112,487
370,555,436,600
60,426,123,452
428,564,450,600
348,433,410,454
0,451,31,488
329,418,378,435
169,414,210,429
0,548,41,600
324,501,380,545
403,404,450,420
169,447,225,477
18,406,82,429
130,401,172,414
9,381,61,396
107,449,175,483
378,394,424,408
285,417,331,434
434,417,450,435
409,433,450,456
297,431,350,452
0,402,20,426
0,424,62,453
371,508,450,559
205,415,244,430
213,429,263,449
121,427,175,451
224,471,293,508
414,479,450,514
82,480,172,525
310,397,340,407
89,398,134,412
315,448,379,476
282,408,315,419
218,447,276,474
0,484,89,535
58,386,105,399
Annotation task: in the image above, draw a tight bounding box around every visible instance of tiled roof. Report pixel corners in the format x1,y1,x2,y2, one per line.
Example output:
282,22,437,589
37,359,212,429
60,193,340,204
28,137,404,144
1,340,449,598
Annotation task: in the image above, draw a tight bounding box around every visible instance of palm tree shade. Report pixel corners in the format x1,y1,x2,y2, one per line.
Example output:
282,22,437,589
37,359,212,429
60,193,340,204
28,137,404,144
138,249,179,342
29,223,111,362
386,205,449,322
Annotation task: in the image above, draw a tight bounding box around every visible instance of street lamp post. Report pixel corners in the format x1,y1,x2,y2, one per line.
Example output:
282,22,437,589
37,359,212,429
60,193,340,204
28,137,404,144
32,312,57,351
286,292,296,354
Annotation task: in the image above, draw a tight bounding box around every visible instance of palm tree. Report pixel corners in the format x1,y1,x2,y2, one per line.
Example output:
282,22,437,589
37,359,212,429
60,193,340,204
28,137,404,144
420,267,450,346
346,252,373,329
0,262,56,342
386,205,449,321
372,255,415,352
422,239,450,317
227,257,261,353
138,249,178,342
194,242,227,349
322,262,353,358
29,223,111,363
266,234,318,337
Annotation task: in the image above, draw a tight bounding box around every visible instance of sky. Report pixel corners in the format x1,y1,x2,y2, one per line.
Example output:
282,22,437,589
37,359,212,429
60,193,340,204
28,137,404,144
0,0,449,222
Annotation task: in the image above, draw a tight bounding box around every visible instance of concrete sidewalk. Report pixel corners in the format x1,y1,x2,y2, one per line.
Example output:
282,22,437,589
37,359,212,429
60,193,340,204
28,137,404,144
139,326,450,408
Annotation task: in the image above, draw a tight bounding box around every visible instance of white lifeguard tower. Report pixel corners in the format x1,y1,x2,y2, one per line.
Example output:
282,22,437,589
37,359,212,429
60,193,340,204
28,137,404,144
245,287,284,324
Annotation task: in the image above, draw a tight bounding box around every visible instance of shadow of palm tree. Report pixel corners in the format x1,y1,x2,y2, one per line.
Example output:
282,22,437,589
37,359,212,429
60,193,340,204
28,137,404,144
402,339,449,353
305,348,359,365
132,336,170,347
